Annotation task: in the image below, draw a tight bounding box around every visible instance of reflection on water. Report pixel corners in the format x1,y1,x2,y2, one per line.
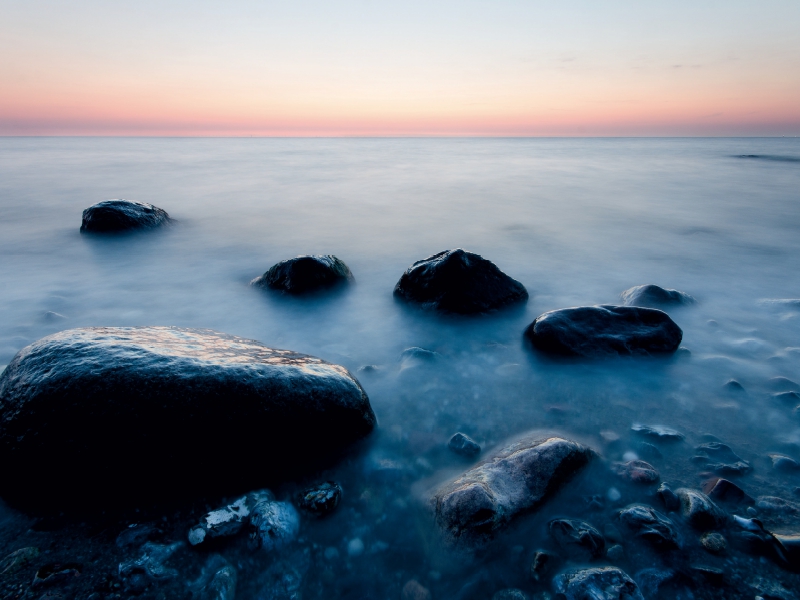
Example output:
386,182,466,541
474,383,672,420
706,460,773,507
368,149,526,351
1,137,800,598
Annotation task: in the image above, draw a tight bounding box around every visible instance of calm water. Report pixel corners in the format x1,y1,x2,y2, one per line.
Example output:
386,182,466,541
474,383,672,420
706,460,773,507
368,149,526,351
1,137,800,598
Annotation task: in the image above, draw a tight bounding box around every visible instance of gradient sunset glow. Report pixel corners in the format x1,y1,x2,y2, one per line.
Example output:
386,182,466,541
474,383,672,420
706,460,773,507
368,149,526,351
2,1,799,137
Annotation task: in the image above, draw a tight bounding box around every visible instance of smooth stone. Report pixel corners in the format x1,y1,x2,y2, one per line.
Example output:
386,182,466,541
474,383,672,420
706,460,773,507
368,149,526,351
524,305,682,358
636,442,663,460
296,481,343,517
549,518,606,559
247,497,299,551
617,504,680,548
676,489,727,530
190,555,237,600
0,327,376,506
189,490,272,546
700,532,727,554
657,483,681,512
448,432,481,457
612,460,660,484
692,442,751,475
767,377,800,392
769,454,800,472
393,248,528,314
553,567,644,600
631,423,685,441
756,496,799,514
402,579,432,600
606,544,624,561
772,391,800,403
529,550,558,583
80,199,171,233
250,255,353,294
702,478,754,505
620,284,695,308
430,434,596,548
724,379,746,392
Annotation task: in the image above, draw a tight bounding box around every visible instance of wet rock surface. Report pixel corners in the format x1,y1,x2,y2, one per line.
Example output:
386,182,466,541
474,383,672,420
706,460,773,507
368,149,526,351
430,434,596,548
612,460,660,484
553,566,644,600
0,326,376,506
691,442,751,475
548,518,606,559
524,305,683,358
80,199,172,233
702,477,754,506
617,504,681,548
296,481,343,517
250,255,354,294
631,423,685,441
448,432,481,457
620,284,696,308
676,488,727,530
393,248,528,314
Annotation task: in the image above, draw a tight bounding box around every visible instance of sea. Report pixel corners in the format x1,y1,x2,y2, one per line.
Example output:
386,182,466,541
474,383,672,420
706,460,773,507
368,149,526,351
1,137,799,599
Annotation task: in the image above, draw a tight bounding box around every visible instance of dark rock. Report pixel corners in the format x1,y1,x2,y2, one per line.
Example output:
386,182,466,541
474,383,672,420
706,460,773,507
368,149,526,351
770,453,800,472
402,579,432,600
700,532,727,554
119,542,182,583
0,547,39,576
631,423,685,441
549,519,606,559
448,432,481,457
636,442,663,460
393,249,528,314
691,442,751,475
0,327,376,506
772,391,800,403
747,576,796,600
250,255,353,294
702,478,754,505
617,504,680,548
691,565,724,583
676,489,727,530
553,567,644,600
524,305,682,358
400,347,440,362
634,569,675,599
116,523,157,548
606,544,624,561
296,481,342,517
612,460,659,484
32,563,81,589
724,379,746,392
620,284,695,308
253,559,303,600
247,495,300,551
756,496,799,515
492,589,529,600
530,550,558,583
190,555,237,600
772,533,800,570
430,434,596,548
767,377,799,392
657,483,681,512
80,199,171,233
189,491,271,546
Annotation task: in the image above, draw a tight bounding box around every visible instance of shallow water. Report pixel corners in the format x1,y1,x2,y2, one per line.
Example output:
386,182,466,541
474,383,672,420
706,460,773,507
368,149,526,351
1,137,800,599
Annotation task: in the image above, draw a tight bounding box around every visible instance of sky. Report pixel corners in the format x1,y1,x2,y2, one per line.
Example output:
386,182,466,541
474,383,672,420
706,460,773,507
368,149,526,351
1,0,799,137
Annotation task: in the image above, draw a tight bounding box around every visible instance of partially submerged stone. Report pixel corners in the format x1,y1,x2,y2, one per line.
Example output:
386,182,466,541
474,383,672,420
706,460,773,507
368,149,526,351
296,481,343,517
525,305,682,358
80,199,171,233
612,460,660,484
430,434,596,548
393,249,528,314
676,489,727,531
189,490,273,546
119,542,183,583
448,432,481,457
631,423,685,441
248,496,299,551
617,504,680,549
549,518,606,559
702,478,754,506
692,442,751,475
553,567,644,600
250,255,353,294
0,327,376,506
620,284,695,308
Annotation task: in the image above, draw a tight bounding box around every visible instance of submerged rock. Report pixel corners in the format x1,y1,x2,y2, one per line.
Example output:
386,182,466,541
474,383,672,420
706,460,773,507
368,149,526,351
553,567,644,600
492,589,529,600
657,483,681,512
631,423,685,441
430,434,596,548
190,555,237,600
525,305,682,358
0,547,39,576
448,432,481,457
612,460,660,484
549,518,606,559
769,454,800,472
620,284,695,308
617,504,680,548
691,442,751,475
0,327,376,506
296,481,343,517
702,478,754,506
248,496,300,551
756,496,799,515
80,199,171,233
119,542,183,583
402,579,432,600
250,255,353,294
676,489,727,530
393,249,528,314
634,569,675,599
530,550,559,583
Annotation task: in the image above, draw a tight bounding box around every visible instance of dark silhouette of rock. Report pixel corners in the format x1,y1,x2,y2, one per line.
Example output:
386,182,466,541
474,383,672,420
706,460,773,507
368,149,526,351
553,567,644,600
549,518,606,559
702,478,754,506
0,327,376,508
657,483,681,512
296,481,343,517
448,432,481,457
80,199,172,233
676,489,727,531
691,442,751,475
393,249,528,314
617,504,680,549
430,434,596,549
612,460,660,484
251,255,353,294
631,423,685,441
524,305,682,358
620,284,695,308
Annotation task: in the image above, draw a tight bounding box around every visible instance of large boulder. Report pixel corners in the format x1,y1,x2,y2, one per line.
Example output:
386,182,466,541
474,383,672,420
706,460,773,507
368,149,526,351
524,305,682,357
430,434,596,549
393,249,528,314
620,285,695,308
0,327,376,508
251,255,353,294
80,199,172,233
